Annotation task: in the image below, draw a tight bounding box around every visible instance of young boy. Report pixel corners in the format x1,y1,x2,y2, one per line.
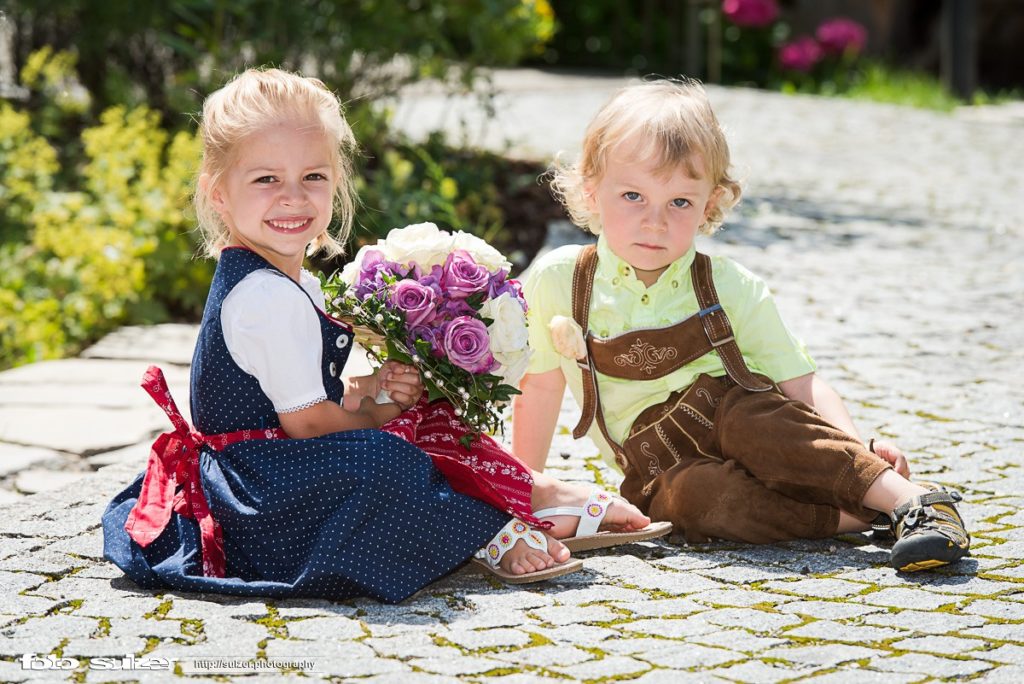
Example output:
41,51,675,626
512,79,970,572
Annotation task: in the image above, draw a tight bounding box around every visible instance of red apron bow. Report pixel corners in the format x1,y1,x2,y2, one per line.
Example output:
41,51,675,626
124,366,287,578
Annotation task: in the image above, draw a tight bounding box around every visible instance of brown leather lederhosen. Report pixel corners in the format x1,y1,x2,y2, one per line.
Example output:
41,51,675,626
570,245,890,543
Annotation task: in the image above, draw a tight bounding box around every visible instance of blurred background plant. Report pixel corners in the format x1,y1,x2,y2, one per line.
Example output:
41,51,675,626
1,0,1020,369
0,1,558,369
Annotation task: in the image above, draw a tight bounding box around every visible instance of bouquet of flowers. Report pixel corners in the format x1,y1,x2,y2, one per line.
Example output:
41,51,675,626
323,223,532,437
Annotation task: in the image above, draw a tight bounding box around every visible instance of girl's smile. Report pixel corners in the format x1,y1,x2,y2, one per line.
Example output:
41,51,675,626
207,123,335,280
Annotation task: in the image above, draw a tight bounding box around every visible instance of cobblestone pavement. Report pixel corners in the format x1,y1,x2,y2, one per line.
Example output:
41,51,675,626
1,70,1022,682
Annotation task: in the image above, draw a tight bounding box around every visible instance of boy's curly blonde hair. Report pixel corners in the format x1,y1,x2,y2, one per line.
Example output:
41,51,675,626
194,67,358,259
550,78,741,235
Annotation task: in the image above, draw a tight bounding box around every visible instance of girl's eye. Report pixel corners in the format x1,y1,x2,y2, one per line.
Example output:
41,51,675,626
254,176,276,184
672,198,692,208
305,173,328,182
623,191,641,201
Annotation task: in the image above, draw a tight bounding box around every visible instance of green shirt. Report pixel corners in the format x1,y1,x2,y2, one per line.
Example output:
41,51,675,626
523,235,816,470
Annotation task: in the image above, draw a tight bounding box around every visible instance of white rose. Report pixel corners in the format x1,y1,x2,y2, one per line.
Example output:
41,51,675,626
339,243,377,285
493,348,532,388
548,315,587,360
452,231,512,273
382,222,454,269
481,292,529,354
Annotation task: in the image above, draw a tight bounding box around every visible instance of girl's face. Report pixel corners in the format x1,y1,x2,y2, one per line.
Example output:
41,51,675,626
586,143,719,287
209,122,335,279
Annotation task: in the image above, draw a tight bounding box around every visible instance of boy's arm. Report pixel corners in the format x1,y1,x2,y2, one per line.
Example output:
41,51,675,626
778,372,859,438
779,372,909,476
511,369,567,472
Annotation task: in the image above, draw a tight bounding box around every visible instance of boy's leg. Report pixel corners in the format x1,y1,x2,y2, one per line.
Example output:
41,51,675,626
710,387,890,518
643,455,839,544
710,388,969,569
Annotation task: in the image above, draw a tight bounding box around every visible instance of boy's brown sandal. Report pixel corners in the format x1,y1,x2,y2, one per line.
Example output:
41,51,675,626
889,489,970,572
871,481,945,541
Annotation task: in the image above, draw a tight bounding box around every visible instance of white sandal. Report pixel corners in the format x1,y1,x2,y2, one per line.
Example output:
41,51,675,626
471,518,583,584
534,489,673,552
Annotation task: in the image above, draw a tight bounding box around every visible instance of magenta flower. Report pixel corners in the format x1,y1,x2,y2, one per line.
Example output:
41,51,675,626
442,316,496,374
816,17,867,56
389,279,438,328
778,36,823,72
441,250,490,299
721,0,779,28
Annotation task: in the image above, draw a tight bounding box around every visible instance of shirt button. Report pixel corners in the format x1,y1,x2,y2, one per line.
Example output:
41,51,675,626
672,280,679,288
336,335,349,349
600,330,609,337
329,362,338,377
619,265,630,276
612,277,620,286
641,294,650,304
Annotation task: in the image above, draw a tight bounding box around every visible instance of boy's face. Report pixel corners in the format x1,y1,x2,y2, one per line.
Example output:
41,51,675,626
586,145,718,287
209,122,335,279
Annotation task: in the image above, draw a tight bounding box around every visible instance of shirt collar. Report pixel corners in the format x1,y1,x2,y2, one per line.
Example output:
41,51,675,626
595,234,696,289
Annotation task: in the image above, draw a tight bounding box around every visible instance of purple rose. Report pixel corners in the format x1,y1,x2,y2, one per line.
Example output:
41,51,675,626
441,316,496,374
487,272,527,311
722,0,778,28
441,250,489,299
778,36,823,73
389,279,439,328
816,17,867,56
408,323,444,357
418,264,445,297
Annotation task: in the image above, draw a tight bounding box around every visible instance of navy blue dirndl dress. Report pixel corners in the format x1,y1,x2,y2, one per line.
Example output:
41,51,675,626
102,247,509,603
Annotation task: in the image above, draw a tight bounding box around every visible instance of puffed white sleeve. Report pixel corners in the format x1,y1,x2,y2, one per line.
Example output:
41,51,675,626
221,270,328,413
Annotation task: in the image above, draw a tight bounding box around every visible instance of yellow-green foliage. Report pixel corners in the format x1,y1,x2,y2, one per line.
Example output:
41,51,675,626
0,103,59,237
0,102,208,368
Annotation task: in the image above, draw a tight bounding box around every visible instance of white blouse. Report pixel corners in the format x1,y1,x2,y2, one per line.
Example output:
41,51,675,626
221,269,328,413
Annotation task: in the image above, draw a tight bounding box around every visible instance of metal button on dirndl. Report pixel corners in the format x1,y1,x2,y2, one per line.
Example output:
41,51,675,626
336,335,349,349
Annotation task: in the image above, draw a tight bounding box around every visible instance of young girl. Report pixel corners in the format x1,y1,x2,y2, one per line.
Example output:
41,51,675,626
103,68,663,602
513,79,970,572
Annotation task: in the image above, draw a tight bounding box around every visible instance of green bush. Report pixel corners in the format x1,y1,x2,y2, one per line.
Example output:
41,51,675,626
1,81,210,368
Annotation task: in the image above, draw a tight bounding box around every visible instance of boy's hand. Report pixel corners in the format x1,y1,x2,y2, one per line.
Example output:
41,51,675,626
379,361,423,411
871,440,910,478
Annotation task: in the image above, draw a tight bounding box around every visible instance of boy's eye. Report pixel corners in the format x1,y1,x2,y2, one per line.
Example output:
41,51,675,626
623,191,641,201
671,198,691,208
305,172,328,182
254,175,276,184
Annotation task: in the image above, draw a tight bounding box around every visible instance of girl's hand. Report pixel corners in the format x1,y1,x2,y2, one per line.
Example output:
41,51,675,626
379,361,423,411
871,439,911,478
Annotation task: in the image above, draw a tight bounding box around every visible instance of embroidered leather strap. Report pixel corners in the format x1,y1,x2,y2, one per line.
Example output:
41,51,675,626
571,245,599,440
569,248,770,451
691,254,772,393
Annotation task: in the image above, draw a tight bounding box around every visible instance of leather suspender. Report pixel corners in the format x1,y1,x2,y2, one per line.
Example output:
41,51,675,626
570,245,771,448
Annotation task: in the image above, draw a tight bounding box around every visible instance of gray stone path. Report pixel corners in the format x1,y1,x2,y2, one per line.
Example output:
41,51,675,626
1,69,1022,682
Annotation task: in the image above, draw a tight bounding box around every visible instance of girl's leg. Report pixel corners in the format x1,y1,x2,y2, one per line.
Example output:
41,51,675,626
500,531,571,575
529,469,654,538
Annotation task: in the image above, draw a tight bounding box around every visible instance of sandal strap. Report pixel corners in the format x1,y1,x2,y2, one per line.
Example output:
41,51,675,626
475,519,547,568
892,490,963,522
533,489,614,537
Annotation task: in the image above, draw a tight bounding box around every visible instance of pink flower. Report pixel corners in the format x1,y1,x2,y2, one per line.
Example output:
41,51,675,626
442,316,496,374
816,17,867,56
389,279,438,328
778,36,823,72
441,250,490,299
722,0,779,28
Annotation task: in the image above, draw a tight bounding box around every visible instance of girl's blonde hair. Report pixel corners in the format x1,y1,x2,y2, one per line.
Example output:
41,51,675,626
194,67,358,259
550,78,741,235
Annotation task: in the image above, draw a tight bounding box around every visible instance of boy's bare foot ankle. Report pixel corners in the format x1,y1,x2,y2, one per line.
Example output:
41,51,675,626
499,534,570,575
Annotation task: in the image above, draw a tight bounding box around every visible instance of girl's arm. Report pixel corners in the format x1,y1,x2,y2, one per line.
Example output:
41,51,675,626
278,397,402,439
283,361,424,439
511,368,567,472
